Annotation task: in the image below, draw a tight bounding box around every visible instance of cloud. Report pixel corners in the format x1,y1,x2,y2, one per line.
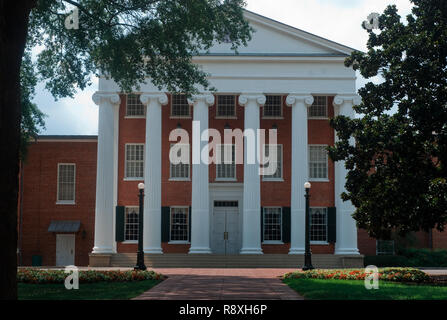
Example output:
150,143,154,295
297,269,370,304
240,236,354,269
34,81,98,135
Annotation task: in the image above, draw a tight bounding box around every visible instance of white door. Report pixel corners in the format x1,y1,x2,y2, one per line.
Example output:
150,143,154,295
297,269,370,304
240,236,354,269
211,203,240,255
56,234,75,266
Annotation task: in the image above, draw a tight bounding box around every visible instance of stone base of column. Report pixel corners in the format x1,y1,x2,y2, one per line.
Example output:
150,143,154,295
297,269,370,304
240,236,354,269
92,246,114,254
189,247,212,254
89,253,112,267
144,247,163,254
240,248,263,255
335,248,360,255
288,247,305,255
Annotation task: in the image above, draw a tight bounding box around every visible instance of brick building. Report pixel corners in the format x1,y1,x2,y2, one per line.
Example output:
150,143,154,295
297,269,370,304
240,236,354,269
17,11,447,267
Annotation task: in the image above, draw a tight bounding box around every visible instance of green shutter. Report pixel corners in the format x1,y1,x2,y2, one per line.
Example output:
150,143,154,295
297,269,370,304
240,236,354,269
115,206,125,242
328,207,336,243
188,206,192,242
260,207,264,242
161,207,170,243
282,207,291,243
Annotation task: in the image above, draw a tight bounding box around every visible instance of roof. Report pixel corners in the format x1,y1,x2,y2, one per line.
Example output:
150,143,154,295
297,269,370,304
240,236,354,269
203,9,360,58
37,135,97,141
243,9,359,54
48,220,81,233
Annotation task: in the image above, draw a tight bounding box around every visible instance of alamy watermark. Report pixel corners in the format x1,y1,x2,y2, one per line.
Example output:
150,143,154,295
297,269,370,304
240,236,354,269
64,265,79,290
65,8,79,30
364,265,379,290
364,12,380,30
169,123,279,176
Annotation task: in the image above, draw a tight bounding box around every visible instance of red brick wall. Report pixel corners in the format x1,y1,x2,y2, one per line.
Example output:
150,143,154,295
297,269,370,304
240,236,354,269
20,140,97,266
433,229,447,250
116,94,337,254
357,229,376,256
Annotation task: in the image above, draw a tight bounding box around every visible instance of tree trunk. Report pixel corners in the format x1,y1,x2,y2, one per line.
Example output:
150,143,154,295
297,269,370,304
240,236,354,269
0,0,34,300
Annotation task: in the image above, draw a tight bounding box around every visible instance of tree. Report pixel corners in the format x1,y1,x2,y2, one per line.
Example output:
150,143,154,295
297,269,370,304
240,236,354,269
329,0,447,240
0,0,251,299
20,50,46,160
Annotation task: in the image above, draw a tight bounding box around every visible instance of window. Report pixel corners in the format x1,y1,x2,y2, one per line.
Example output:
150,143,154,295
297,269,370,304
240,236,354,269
216,95,236,117
309,145,328,180
125,207,139,241
171,94,190,117
263,95,282,118
170,207,189,242
170,144,190,180
126,94,145,117
57,164,75,203
309,96,328,118
216,144,236,180
263,207,282,242
125,144,144,179
214,201,238,207
263,144,282,180
376,240,395,255
310,208,328,242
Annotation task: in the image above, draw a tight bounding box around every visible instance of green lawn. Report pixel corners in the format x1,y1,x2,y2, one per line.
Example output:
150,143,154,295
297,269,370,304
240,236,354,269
283,278,447,300
18,280,161,300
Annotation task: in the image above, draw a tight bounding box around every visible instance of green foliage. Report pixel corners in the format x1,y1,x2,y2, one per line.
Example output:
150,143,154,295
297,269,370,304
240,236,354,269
365,249,447,267
329,0,447,239
283,268,431,283
27,0,252,97
20,50,46,161
18,0,251,157
364,255,411,267
284,278,447,300
18,280,160,300
17,268,164,284
399,248,447,266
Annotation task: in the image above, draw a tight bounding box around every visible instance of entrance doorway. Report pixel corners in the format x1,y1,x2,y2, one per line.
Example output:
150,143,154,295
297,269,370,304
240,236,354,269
211,201,240,255
56,234,75,266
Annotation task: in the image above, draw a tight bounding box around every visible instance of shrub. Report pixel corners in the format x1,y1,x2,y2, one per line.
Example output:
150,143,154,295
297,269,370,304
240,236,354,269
364,255,410,267
283,268,431,283
365,248,447,267
399,248,447,267
17,269,164,284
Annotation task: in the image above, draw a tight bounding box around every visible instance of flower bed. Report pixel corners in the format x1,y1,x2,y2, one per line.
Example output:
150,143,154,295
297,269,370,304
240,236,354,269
283,268,431,283
17,269,164,284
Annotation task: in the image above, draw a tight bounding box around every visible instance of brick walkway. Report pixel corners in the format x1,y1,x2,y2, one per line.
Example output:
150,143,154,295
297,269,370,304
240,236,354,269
134,268,303,300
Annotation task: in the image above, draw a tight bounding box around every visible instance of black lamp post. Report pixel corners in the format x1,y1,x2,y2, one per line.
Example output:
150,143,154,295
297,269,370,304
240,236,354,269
135,183,147,271
302,181,314,271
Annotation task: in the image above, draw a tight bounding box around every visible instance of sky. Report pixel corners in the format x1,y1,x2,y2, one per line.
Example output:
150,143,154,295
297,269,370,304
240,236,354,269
33,0,414,135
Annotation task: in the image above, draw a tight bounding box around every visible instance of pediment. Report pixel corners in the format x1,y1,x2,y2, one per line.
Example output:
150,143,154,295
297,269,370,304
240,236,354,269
205,10,355,57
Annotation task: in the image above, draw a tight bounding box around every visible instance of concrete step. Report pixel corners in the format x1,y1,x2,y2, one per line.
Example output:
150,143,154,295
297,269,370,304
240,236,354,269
107,253,364,268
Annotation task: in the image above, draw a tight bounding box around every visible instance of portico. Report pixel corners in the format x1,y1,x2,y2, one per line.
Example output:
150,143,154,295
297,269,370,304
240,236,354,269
89,10,363,267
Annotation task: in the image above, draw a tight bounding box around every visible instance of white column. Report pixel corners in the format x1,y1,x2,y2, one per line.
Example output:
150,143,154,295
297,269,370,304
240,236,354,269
140,93,168,254
189,94,215,254
238,94,266,254
92,92,121,253
286,94,314,254
333,94,361,255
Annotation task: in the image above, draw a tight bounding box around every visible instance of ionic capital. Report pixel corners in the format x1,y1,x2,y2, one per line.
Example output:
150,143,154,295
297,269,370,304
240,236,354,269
286,94,314,108
140,93,169,106
187,94,215,106
92,92,121,106
333,94,361,107
238,94,266,106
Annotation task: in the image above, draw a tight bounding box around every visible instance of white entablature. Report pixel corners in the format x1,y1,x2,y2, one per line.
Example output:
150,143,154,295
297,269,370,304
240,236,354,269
98,10,358,95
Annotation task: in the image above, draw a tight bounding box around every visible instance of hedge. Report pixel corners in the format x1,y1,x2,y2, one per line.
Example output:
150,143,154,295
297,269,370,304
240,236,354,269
365,248,447,267
17,269,165,284
283,268,431,283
